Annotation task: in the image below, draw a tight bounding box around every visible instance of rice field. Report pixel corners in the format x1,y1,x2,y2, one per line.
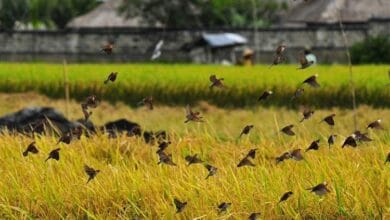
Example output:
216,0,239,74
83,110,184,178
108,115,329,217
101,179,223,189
0,93,388,219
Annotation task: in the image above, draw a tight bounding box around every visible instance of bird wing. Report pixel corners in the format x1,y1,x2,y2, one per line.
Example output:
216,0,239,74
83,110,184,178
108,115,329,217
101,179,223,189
84,165,95,175
209,75,217,83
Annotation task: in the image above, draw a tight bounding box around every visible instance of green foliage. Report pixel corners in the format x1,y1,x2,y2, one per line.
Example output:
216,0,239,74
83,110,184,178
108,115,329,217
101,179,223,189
351,36,390,64
0,0,28,30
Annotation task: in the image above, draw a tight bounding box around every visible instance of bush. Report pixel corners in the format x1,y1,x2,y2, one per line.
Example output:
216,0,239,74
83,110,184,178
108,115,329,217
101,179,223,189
351,36,390,64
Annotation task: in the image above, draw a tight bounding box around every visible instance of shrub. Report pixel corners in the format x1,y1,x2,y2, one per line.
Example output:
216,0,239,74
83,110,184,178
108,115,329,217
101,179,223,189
351,36,390,64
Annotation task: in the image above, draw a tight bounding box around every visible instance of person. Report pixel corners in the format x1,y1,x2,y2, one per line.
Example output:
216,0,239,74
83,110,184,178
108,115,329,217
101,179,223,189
241,48,254,66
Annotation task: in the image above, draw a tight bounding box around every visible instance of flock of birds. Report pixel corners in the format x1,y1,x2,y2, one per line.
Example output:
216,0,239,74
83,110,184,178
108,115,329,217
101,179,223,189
19,41,389,219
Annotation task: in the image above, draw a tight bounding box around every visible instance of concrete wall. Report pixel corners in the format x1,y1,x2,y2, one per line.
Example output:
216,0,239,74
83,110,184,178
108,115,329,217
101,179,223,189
0,19,388,63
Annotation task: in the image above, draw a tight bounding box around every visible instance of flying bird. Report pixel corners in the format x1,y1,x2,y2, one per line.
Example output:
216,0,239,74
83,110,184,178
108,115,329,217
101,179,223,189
101,43,113,54
239,125,254,138
205,164,217,179
104,72,118,84
300,108,314,122
281,124,295,136
45,148,60,162
302,74,320,88
209,75,225,89
290,149,303,161
185,105,204,123
306,182,330,196
297,51,314,69
367,119,383,130
291,88,304,100
217,202,231,213
321,114,336,126
156,141,171,154
276,152,291,164
353,131,372,142
83,95,100,109
328,134,337,148
278,191,293,203
249,212,261,220
270,45,287,67
157,151,176,166
237,156,255,167
84,165,100,184
81,104,92,121
23,141,39,157
138,96,154,110
258,91,273,102
56,132,73,145
173,198,187,213
151,40,164,60
185,154,203,166
306,139,320,152
245,148,258,159
342,135,357,148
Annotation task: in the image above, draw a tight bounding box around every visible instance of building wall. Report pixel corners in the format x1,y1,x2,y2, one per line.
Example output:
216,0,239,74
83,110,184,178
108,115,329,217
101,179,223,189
0,19,388,63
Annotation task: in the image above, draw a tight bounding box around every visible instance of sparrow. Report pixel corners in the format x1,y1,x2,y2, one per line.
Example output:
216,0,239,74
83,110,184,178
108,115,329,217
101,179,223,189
297,51,314,69
306,139,320,152
367,119,383,130
157,151,176,166
205,164,217,179
306,182,330,196
209,75,225,89
56,132,72,145
217,202,231,213
276,152,291,164
281,124,295,136
45,148,60,161
156,141,171,154
258,91,273,101
385,153,390,164
342,135,357,148
83,95,99,109
151,40,164,60
302,74,320,88
321,114,336,126
270,45,287,66
185,154,203,166
278,191,293,203
328,134,337,147
81,104,92,121
101,43,113,54
291,88,304,100
237,156,255,167
138,96,154,110
290,149,303,161
173,198,187,213
300,108,315,122
239,125,254,138
245,148,258,159
249,212,261,220
104,72,118,84
84,165,100,184
353,131,372,142
185,105,204,123
23,141,39,157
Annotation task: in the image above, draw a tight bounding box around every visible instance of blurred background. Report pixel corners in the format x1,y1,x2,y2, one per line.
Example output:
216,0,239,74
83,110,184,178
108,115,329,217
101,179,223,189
0,0,389,64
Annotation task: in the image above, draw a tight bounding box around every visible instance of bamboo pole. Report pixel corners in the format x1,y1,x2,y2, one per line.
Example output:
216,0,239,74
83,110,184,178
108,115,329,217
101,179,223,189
63,59,70,118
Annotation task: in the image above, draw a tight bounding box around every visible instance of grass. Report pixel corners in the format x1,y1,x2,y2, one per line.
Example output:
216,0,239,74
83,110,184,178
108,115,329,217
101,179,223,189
0,93,388,219
0,63,389,108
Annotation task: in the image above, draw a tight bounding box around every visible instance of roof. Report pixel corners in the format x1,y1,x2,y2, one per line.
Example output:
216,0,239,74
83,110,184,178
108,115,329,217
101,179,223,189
200,33,247,48
67,0,162,28
282,0,390,24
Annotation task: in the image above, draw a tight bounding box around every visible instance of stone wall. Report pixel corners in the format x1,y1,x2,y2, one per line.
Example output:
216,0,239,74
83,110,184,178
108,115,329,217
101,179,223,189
0,19,388,63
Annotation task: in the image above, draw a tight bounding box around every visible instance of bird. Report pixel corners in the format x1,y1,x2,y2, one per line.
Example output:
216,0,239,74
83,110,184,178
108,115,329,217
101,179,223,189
185,105,204,123
151,40,164,60
270,45,287,67
328,134,337,148
81,104,92,121
367,119,383,130
307,182,330,196
278,191,293,203
239,125,254,138
83,95,99,109
321,114,336,126
84,165,100,184
209,75,225,89
185,154,203,166
217,202,231,213
302,74,320,88
104,72,118,84
156,141,171,154
297,51,314,69
306,139,320,152
138,96,154,110
56,132,72,145
101,43,113,54
237,156,255,167
353,131,373,142
291,88,304,100
281,124,295,136
342,134,357,148
385,153,390,164
276,152,291,164
245,148,258,159
258,90,273,102
173,198,187,213
248,212,261,220
157,151,176,166
45,148,60,162
300,108,315,122
290,149,303,161
276,45,287,56
205,164,217,179
23,141,39,157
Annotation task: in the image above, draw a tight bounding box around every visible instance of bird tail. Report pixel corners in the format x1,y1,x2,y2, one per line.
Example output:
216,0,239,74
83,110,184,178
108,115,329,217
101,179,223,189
205,174,210,180
299,118,305,123
86,177,92,184
45,157,50,162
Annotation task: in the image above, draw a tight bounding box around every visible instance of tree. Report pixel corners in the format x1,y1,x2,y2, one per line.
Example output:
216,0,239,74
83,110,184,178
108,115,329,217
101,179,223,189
0,0,29,30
